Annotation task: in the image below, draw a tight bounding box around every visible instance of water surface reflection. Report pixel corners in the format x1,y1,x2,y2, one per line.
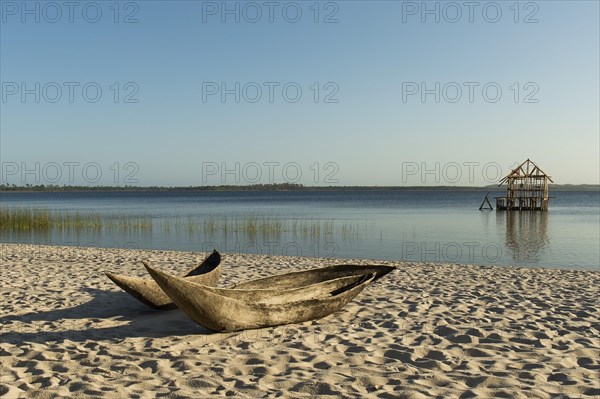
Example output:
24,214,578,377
499,212,550,264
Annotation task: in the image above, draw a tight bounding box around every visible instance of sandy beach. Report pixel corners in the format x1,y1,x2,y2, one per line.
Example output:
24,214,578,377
0,243,598,398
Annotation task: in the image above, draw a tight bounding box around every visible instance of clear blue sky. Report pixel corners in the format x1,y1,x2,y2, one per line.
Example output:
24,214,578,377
1,1,598,186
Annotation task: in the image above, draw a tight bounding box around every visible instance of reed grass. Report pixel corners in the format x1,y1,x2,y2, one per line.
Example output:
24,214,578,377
0,207,152,232
184,215,360,240
1,207,366,241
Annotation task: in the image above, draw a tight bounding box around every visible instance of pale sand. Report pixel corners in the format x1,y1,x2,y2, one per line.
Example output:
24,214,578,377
1,243,598,398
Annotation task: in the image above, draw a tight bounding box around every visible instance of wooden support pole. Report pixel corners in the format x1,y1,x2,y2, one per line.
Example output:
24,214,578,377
479,192,493,210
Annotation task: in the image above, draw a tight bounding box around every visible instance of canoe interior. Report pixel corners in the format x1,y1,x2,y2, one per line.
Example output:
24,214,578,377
234,264,395,290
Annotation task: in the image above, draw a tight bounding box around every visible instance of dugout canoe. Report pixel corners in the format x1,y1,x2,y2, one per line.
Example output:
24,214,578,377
143,263,394,332
105,250,221,310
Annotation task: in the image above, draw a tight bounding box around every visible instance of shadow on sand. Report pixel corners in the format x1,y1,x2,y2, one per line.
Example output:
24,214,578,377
0,288,213,345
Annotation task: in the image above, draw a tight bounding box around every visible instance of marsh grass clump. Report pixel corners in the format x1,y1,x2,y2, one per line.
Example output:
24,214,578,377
0,207,53,230
105,215,152,231
194,215,360,241
56,211,103,230
199,215,284,239
0,207,152,232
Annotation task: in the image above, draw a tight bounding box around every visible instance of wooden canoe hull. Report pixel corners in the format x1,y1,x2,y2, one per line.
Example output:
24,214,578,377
144,263,393,332
234,264,395,290
105,250,221,310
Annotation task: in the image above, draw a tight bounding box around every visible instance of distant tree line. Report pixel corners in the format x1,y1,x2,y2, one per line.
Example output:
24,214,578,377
0,183,597,192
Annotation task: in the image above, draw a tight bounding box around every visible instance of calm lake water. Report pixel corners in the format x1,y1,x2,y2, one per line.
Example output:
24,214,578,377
1,190,598,270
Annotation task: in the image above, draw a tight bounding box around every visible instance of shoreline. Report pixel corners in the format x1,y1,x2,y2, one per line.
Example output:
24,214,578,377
1,243,599,398
2,241,597,273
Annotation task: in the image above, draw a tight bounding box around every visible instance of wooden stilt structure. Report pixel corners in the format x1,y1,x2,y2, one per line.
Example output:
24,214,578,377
495,159,553,211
